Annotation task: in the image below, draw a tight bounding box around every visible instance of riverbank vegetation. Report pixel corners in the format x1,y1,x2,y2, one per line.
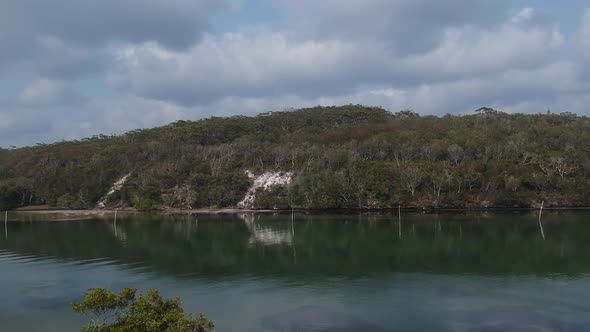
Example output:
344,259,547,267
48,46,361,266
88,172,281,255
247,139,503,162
1,105,590,210
73,288,213,332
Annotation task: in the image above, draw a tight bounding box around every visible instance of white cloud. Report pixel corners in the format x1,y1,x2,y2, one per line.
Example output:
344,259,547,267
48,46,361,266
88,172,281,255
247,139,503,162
109,32,386,105
511,8,535,24
58,95,191,140
108,12,567,108
398,23,564,82
17,78,65,107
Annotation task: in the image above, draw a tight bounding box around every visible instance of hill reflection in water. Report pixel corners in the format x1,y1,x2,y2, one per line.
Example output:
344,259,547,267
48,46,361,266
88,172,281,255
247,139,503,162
2,211,590,278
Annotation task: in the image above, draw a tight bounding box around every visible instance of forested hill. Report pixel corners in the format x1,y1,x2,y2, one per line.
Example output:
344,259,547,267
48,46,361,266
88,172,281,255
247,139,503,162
1,105,590,211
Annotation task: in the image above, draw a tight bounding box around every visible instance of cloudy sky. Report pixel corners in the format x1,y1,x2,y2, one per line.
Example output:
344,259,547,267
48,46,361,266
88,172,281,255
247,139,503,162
1,0,589,147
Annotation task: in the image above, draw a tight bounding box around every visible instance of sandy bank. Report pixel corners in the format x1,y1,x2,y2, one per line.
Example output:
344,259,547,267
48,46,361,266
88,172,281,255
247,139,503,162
5,206,590,222
4,207,282,222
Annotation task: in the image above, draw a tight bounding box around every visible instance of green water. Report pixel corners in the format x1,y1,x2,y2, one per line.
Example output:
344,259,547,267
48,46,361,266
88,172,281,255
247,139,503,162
1,212,590,331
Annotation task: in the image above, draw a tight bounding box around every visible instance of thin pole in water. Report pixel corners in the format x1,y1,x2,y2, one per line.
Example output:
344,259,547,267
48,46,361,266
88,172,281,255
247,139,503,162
291,208,295,236
291,208,297,262
114,209,118,238
398,204,402,239
538,200,545,240
4,211,7,239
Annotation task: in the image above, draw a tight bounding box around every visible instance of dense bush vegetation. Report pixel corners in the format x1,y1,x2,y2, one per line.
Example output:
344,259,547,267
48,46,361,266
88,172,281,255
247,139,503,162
1,105,589,210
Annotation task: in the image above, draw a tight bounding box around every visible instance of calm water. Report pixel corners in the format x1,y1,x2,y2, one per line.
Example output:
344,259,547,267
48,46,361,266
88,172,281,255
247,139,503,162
1,212,590,331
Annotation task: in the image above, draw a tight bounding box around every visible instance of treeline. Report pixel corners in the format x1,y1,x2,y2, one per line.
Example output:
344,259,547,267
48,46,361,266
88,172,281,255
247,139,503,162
1,105,590,210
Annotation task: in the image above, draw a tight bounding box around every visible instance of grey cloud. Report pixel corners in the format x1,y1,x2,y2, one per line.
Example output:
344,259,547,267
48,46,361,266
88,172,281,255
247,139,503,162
281,0,510,55
35,37,109,78
0,0,231,79
5,0,229,50
0,95,189,146
0,107,57,147
0,35,109,80
577,11,590,78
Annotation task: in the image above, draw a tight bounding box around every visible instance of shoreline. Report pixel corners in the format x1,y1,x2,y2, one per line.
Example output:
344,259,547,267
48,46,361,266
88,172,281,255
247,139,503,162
4,206,590,222
5,208,278,222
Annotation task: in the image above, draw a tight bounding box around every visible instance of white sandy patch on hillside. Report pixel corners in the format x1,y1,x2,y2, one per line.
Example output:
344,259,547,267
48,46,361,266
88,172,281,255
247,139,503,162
97,173,131,209
238,170,292,208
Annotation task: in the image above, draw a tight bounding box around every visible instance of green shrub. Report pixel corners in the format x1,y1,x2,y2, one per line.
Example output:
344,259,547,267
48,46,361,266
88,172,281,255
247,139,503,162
56,193,77,209
73,288,214,332
253,185,291,209
134,198,159,211
192,172,250,208
494,192,529,208
0,177,34,210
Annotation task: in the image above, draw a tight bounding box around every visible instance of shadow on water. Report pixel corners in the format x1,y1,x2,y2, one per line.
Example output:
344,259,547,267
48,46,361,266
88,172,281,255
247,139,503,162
259,304,590,332
260,305,395,332
457,306,590,332
467,323,589,332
